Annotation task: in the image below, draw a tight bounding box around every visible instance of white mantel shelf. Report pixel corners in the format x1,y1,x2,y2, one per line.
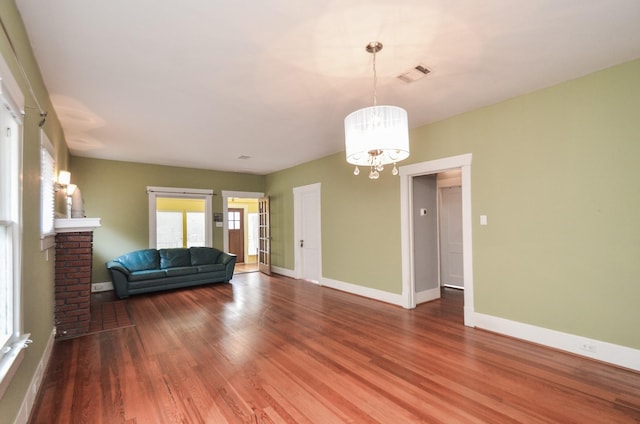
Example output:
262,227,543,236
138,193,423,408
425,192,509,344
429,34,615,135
55,217,102,233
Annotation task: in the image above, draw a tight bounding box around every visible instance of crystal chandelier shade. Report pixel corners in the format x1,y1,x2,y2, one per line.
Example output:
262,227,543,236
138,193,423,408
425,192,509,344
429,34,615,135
344,41,410,179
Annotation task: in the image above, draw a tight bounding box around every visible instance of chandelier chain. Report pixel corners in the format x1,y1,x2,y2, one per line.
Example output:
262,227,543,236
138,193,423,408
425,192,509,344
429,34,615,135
372,47,377,106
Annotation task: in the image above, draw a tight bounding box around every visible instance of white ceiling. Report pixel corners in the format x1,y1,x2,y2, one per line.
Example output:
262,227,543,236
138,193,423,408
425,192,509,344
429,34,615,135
15,0,640,175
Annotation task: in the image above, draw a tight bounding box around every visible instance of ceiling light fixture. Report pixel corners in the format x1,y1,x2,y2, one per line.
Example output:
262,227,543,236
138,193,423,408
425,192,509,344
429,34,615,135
344,41,410,179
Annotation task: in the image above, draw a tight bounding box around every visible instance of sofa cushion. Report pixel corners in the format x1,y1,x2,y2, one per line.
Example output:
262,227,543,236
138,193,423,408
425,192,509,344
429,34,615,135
164,266,199,277
190,247,221,265
159,248,191,269
196,264,225,273
129,269,167,282
115,249,160,272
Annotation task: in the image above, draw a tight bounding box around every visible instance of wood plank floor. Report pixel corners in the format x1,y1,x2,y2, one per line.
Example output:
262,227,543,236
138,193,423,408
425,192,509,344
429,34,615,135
30,273,640,423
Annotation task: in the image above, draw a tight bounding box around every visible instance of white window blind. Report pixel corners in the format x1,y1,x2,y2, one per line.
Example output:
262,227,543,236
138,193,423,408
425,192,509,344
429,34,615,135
40,133,55,239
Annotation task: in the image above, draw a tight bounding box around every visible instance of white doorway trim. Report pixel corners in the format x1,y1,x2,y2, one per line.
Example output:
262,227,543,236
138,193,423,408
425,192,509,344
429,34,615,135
221,191,264,252
399,153,475,327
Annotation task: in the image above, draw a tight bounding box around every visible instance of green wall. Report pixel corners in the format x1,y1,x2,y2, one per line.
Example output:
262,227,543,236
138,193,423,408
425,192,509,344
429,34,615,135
70,158,264,283
1,2,638,420
0,2,69,422
266,153,404,292
266,59,640,350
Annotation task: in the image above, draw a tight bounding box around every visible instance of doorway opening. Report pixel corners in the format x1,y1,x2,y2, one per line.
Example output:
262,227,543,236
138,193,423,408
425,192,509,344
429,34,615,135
399,153,475,327
222,191,264,274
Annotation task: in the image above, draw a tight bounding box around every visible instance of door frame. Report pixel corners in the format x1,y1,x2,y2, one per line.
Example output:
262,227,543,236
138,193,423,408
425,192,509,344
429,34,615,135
222,191,264,253
399,153,475,327
293,183,322,282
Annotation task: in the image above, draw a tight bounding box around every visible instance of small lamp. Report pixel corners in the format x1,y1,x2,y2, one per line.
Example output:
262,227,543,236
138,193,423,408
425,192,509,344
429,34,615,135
57,170,71,187
66,184,77,219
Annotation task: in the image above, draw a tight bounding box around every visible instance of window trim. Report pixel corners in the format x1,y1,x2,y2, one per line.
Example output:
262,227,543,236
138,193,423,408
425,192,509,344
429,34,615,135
0,69,29,399
147,186,213,248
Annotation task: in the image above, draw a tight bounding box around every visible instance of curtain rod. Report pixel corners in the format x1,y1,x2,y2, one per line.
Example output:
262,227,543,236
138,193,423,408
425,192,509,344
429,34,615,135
0,14,47,126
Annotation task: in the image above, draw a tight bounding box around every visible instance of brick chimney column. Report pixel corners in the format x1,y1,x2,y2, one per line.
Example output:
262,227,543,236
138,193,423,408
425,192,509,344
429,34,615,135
54,231,94,338
53,218,101,338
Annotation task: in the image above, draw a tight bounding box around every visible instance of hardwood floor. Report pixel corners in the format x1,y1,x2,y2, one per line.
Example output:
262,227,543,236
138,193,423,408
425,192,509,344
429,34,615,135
30,273,640,423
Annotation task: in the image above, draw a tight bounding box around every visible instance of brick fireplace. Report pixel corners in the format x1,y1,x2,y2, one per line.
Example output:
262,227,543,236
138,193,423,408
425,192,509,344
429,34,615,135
54,218,101,338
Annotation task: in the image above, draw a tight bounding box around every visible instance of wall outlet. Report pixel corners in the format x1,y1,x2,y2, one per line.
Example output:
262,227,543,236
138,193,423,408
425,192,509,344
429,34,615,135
579,341,597,353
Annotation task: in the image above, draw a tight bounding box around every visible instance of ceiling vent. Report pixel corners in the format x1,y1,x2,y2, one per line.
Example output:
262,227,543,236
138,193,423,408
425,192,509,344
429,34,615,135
397,64,431,83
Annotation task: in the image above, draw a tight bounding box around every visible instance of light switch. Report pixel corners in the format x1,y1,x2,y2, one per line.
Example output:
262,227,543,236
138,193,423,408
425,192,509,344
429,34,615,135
480,215,488,225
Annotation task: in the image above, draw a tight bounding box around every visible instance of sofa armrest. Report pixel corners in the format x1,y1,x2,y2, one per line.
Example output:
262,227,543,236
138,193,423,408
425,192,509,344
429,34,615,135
217,252,237,281
106,261,131,298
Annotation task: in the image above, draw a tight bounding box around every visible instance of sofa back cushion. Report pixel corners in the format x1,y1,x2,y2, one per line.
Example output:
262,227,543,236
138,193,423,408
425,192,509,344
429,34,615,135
114,249,160,272
159,248,191,269
190,247,221,265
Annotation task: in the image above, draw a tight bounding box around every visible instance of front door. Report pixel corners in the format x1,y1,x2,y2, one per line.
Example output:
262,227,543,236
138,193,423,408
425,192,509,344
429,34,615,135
228,208,245,263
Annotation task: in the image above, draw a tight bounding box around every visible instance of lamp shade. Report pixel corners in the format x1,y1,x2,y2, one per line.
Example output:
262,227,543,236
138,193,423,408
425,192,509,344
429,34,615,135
344,105,409,167
58,170,71,185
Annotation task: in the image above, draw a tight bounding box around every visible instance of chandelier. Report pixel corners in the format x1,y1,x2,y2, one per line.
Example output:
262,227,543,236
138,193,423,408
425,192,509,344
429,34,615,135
344,41,410,179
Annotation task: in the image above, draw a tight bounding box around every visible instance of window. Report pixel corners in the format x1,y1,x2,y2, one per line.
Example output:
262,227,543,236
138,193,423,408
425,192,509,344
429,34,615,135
228,210,241,230
40,132,55,249
0,79,29,398
147,187,213,249
248,213,258,255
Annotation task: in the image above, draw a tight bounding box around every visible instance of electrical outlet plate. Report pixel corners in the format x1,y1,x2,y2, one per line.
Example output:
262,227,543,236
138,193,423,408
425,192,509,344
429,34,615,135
579,341,597,353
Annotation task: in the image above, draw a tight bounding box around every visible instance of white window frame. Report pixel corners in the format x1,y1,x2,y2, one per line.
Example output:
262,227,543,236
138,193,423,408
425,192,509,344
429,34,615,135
147,186,213,248
40,132,56,250
0,64,29,399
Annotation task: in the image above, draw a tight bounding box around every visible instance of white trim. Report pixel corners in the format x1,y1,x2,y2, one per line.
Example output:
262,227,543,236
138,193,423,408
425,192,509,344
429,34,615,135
12,329,55,424
147,187,213,248
293,183,322,281
221,191,264,252
415,287,441,304
399,154,475,326
91,281,114,293
271,265,296,279
321,277,404,306
0,52,25,118
146,186,213,196
54,217,101,233
474,312,640,372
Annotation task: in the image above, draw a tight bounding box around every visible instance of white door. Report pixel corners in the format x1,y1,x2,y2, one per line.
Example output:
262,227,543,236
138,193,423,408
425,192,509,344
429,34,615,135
439,186,464,288
294,183,321,283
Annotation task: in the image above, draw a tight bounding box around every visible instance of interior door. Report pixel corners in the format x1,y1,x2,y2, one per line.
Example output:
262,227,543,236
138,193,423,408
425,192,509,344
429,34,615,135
296,184,321,283
228,208,245,263
258,197,271,275
440,186,464,288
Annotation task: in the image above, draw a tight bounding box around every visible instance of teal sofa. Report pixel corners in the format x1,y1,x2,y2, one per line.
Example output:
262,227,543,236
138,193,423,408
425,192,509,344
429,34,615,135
106,247,236,298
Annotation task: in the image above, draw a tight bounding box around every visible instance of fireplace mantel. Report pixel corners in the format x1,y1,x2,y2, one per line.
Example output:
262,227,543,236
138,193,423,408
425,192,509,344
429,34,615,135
55,217,101,233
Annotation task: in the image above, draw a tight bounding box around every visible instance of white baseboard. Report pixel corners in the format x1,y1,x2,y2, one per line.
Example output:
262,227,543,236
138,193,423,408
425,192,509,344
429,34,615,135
250,270,640,372
91,281,113,292
474,312,640,372
415,287,440,304
320,277,404,306
13,328,56,424
271,266,296,279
